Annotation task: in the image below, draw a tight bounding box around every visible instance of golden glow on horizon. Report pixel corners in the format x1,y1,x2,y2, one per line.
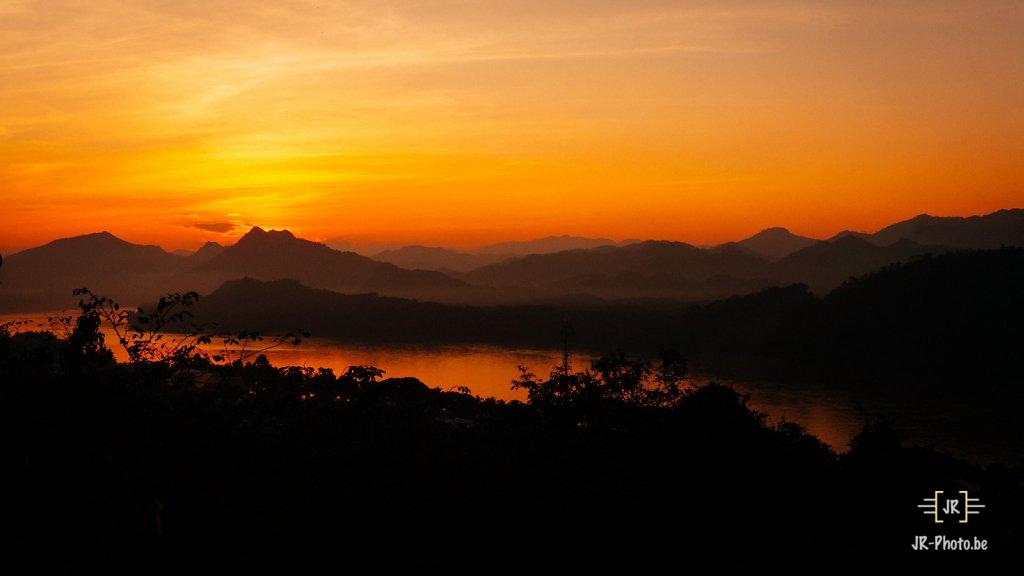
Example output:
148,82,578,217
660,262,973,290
1,1,1022,251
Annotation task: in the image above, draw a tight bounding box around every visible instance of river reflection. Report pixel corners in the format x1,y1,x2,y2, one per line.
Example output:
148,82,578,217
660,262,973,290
2,311,1017,463
166,336,872,452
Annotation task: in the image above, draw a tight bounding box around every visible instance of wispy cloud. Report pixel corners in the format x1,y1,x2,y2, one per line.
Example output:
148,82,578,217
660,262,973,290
1,1,1021,249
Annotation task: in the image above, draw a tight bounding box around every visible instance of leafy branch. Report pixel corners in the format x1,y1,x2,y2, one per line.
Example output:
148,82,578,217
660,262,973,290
74,288,211,365
212,329,310,365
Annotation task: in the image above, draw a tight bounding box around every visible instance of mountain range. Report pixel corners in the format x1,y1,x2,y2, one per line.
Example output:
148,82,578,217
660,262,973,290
371,235,636,273
729,227,817,260
0,227,466,311
371,246,510,274
196,227,463,292
176,247,1024,386
829,209,1024,248
1,208,1021,312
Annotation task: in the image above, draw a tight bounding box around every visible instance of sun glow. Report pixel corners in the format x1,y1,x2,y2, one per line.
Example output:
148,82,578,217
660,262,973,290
1,1,1022,252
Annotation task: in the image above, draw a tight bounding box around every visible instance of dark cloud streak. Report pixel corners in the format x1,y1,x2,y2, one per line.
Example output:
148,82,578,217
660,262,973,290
191,222,236,233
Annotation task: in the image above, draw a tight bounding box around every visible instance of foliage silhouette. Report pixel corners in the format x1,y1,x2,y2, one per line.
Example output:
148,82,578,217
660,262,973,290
0,287,1021,572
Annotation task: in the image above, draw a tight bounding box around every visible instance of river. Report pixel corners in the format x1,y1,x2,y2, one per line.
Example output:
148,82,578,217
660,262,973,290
3,311,1018,464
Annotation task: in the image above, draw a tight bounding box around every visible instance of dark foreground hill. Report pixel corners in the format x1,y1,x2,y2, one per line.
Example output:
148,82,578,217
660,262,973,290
184,277,677,349
2,316,1021,571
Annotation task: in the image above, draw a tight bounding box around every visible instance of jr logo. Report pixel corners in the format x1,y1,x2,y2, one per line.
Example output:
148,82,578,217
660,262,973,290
918,491,984,523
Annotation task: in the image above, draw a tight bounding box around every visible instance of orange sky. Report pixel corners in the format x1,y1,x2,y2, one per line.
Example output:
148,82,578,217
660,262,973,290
1,1,1022,253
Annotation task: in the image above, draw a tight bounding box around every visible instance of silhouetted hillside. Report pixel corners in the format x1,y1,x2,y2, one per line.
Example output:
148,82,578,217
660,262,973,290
869,209,1024,248
684,248,1024,384
0,228,472,311
6,231,179,276
820,248,1024,380
733,227,818,259
828,208,1024,249
0,232,188,311
774,236,945,291
463,240,774,298
326,234,628,258
185,240,225,264
4,211,1020,312
184,277,616,347
372,245,510,273
827,229,876,242
461,236,954,298
473,234,625,255
198,227,466,293
187,249,1024,387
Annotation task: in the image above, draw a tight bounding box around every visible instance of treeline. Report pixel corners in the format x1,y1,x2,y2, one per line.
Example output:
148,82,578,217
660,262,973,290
1,309,1021,571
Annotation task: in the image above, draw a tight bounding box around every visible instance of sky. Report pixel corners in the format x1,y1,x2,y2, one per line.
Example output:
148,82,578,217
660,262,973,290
1,0,1022,253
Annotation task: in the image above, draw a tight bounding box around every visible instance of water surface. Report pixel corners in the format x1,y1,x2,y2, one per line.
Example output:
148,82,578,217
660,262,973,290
3,311,1017,463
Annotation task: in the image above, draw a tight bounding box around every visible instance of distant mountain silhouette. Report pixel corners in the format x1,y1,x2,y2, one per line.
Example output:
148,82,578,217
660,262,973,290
198,227,465,294
3,209,1020,312
775,236,946,290
0,229,467,311
0,232,187,311
868,209,1024,248
733,227,818,259
371,245,510,273
461,234,952,297
369,235,639,273
827,209,1024,249
171,248,193,257
472,235,628,256
5,231,179,274
462,240,773,299
186,241,225,264
323,238,404,256
325,235,628,258
826,229,874,242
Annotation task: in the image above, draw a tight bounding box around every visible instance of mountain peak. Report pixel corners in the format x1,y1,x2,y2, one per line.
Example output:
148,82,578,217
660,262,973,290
237,227,297,245
755,227,793,236
828,230,872,242
831,234,876,248
49,230,130,248
736,227,817,260
186,240,226,264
